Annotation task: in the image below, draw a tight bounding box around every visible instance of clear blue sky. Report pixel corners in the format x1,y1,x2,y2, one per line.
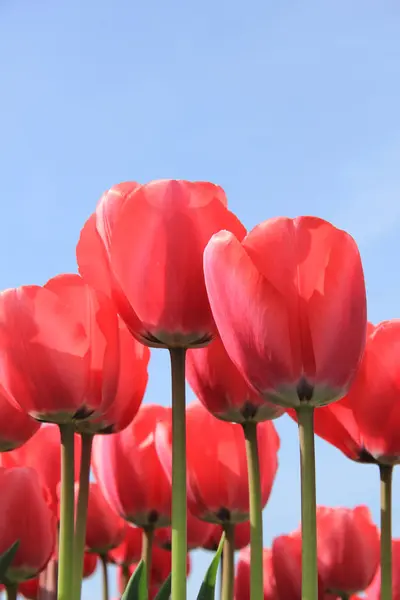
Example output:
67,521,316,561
1,1,400,598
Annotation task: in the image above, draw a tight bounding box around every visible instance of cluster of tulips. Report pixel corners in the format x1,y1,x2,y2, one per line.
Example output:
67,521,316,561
0,179,397,600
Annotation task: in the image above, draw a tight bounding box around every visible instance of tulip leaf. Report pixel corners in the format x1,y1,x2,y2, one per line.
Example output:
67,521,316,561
154,573,172,600
0,540,19,583
196,532,225,600
121,559,147,600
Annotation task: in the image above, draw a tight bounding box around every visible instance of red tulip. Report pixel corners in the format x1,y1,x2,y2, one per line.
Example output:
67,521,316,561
71,482,126,554
0,273,120,424
18,577,39,599
83,552,98,578
317,506,379,595
0,384,39,451
0,467,56,583
204,520,251,551
307,321,400,464
92,404,172,528
186,335,283,422
77,179,246,348
156,401,279,523
203,217,367,408
108,524,142,567
272,531,333,600
154,508,214,550
364,539,400,599
78,318,150,435
1,424,81,513
235,546,278,600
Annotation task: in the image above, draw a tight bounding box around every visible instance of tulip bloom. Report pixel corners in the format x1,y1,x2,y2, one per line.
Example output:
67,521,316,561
186,335,283,422
203,520,250,551
204,216,366,408
1,424,81,513
18,577,39,599
307,321,400,465
0,274,120,424
156,401,279,523
0,467,56,583
76,179,246,348
0,384,39,451
154,509,214,551
317,506,379,596
235,547,278,600
72,482,126,554
92,404,172,528
108,524,142,567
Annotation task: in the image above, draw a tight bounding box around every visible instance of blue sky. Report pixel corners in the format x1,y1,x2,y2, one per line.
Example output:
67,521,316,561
1,1,400,597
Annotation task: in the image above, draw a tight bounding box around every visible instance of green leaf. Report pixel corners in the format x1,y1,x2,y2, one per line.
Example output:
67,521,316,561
196,532,225,600
0,540,19,583
121,559,148,600
154,573,172,600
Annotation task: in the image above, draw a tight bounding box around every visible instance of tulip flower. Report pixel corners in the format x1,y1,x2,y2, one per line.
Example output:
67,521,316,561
316,506,379,597
154,509,214,551
204,216,367,600
235,546,278,600
77,178,246,600
203,521,250,552
1,424,81,514
69,482,126,555
93,404,172,591
304,320,400,599
108,524,142,567
0,467,56,590
18,577,39,599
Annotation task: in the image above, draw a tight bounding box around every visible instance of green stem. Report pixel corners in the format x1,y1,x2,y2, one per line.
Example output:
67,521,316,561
380,464,393,600
57,424,75,600
296,406,318,600
71,433,93,600
243,422,263,600
221,523,235,600
169,348,187,600
141,526,154,595
100,555,109,600
5,584,17,600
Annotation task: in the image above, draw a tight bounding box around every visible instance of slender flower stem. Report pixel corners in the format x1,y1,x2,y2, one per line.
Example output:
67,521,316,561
122,565,130,592
58,424,75,600
380,464,393,600
100,555,109,600
5,584,17,600
242,421,263,600
142,526,154,594
72,433,93,600
169,347,187,600
296,405,318,600
221,523,235,600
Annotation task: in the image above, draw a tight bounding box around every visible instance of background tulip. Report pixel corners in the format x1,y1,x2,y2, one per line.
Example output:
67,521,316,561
108,524,142,567
154,509,214,551
203,521,251,552
364,538,400,599
0,467,56,583
186,335,284,423
0,385,39,452
92,404,172,528
316,506,379,596
1,424,81,514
